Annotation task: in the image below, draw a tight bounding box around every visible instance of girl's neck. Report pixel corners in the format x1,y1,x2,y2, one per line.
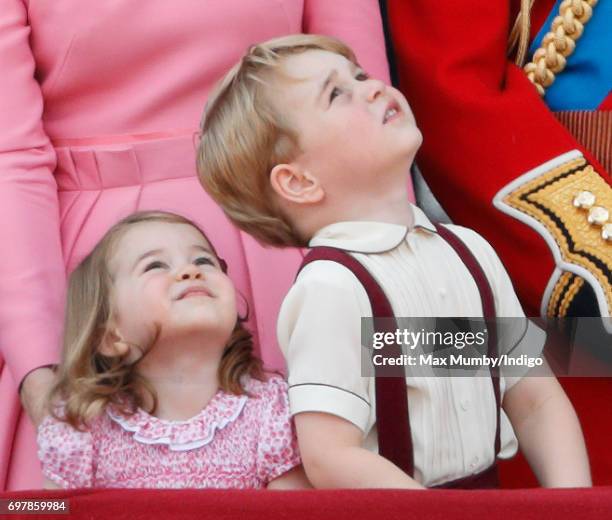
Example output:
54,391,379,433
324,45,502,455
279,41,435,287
151,378,219,421
136,336,224,421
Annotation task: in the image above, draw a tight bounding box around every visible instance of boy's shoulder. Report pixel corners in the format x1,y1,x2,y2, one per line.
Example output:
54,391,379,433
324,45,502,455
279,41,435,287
437,223,493,249
438,224,525,315
436,223,504,272
277,253,373,334
293,253,370,293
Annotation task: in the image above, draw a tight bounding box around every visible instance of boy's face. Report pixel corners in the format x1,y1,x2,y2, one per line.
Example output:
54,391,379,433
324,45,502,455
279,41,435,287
273,49,422,195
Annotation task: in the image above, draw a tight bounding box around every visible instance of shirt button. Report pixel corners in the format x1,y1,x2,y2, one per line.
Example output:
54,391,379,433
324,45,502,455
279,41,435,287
469,456,479,469
460,399,470,411
439,287,447,298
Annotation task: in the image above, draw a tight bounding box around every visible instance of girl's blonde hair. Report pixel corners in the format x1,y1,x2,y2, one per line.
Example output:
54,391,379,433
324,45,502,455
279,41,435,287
197,34,358,248
49,211,263,429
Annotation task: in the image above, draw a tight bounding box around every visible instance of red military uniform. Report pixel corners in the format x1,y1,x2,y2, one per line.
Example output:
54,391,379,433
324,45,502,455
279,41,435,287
385,0,611,485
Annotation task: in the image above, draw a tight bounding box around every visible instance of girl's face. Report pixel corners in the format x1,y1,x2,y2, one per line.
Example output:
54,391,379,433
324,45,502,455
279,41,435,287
107,221,237,356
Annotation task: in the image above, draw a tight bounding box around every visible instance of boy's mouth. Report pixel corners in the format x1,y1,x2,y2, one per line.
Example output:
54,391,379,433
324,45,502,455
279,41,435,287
383,100,402,124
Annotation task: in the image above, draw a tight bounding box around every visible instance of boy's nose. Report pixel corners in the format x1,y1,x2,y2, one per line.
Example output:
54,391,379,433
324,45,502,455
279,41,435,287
365,79,385,102
176,264,202,280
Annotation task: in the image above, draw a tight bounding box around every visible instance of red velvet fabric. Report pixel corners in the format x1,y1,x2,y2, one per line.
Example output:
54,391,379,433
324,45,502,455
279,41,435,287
385,0,612,486
1,487,611,520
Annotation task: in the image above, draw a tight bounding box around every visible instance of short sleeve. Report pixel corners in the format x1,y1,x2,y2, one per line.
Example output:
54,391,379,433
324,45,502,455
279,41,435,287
277,261,372,431
37,414,94,488
256,378,301,484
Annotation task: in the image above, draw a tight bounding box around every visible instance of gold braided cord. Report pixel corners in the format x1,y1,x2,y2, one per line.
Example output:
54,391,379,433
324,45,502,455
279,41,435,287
559,275,584,317
523,0,598,96
508,0,535,66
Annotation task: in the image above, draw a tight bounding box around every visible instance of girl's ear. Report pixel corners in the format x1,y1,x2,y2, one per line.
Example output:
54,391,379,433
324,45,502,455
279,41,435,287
98,328,131,358
269,162,324,205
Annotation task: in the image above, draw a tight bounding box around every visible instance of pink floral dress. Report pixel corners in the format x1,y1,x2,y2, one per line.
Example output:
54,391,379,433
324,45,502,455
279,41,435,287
37,377,300,489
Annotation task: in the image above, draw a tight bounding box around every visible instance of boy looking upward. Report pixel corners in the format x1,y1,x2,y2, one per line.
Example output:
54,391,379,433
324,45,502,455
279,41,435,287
196,35,590,489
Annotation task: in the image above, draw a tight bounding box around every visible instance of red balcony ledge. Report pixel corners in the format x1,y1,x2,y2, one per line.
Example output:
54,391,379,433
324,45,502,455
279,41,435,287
1,486,611,520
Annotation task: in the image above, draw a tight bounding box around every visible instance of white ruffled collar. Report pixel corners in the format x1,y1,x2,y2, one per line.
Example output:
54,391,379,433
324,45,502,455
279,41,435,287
106,388,248,451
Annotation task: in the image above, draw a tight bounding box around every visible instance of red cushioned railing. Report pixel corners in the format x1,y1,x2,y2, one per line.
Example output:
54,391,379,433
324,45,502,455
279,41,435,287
1,487,611,520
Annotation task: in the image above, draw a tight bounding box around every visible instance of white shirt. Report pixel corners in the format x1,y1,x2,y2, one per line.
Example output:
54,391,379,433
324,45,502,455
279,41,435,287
277,205,545,486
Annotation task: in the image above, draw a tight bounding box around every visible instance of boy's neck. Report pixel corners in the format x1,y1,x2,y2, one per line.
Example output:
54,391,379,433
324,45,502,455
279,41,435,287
333,191,415,227
301,172,415,240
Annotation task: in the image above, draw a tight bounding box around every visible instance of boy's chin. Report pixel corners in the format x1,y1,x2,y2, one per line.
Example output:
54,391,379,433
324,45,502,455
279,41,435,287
399,126,423,154
413,128,424,149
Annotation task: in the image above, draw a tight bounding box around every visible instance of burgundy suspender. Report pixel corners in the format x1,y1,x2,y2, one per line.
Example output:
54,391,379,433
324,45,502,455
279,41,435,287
298,248,413,476
297,225,501,478
434,224,502,457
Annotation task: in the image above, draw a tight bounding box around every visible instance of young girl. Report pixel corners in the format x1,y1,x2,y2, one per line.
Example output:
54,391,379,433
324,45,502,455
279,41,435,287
37,211,306,489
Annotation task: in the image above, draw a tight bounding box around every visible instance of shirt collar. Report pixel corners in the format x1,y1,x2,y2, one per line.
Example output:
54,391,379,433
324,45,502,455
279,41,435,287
309,204,437,253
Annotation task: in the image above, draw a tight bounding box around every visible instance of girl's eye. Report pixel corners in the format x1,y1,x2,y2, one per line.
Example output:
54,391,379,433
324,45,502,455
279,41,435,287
355,71,369,81
194,256,215,267
143,260,166,272
329,86,342,103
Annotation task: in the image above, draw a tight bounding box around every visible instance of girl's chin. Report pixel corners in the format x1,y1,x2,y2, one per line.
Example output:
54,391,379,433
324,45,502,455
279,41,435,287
157,320,234,343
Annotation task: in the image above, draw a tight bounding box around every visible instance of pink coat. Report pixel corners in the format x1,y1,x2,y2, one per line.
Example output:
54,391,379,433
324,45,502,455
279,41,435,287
0,0,404,490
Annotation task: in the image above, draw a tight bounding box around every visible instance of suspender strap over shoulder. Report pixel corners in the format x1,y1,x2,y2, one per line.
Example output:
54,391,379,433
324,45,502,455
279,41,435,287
434,224,501,457
298,247,414,476
297,224,501,478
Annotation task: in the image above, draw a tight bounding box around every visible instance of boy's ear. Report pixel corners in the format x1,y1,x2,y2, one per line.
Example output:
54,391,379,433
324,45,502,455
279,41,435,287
269,163,324,205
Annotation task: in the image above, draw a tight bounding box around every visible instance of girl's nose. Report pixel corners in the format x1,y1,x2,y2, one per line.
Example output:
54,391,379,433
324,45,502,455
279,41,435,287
176,264,202,280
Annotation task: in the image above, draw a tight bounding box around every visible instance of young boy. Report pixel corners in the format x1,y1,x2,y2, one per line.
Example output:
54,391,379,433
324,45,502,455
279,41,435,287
196,35,591,489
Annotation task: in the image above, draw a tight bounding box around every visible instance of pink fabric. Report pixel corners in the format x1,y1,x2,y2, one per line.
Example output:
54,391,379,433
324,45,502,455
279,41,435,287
0,0,403,490
37,377,299,489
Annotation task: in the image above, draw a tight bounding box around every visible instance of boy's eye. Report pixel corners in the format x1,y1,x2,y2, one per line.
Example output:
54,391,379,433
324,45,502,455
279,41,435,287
329,86,342,103
194,256,215,267
143,260,167,272
329,73,369,104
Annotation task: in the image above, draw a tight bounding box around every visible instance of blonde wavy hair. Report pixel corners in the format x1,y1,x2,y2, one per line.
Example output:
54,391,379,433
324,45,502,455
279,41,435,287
197,34,358,248
48,211,263,429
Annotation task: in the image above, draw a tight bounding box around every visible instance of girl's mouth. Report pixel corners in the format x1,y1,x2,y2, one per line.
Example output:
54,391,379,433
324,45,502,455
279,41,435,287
177,286,212,299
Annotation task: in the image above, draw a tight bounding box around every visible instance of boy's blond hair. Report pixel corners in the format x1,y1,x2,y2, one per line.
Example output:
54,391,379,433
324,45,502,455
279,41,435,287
197,34,357,247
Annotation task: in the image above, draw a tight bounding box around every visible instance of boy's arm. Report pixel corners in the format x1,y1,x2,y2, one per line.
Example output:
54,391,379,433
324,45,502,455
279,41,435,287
267,466,312,490
279,262,422,489
451,226,589,486
295,411,423,489
503,373,591,487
